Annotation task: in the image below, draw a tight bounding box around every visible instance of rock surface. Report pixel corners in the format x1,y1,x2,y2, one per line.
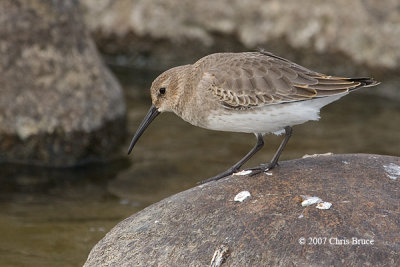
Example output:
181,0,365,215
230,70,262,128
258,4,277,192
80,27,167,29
85,154,400,266
82,0,400,70
0,1,126,166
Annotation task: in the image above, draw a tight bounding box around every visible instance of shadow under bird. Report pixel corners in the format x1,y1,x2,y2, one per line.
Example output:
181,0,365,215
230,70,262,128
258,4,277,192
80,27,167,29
128,51,379,184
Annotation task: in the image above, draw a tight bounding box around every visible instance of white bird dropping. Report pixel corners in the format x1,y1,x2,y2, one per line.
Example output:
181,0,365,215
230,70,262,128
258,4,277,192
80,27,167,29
234,191,251,202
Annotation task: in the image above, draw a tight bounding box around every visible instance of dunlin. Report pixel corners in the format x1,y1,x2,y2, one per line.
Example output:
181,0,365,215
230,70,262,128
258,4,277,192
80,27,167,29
128,51,378,183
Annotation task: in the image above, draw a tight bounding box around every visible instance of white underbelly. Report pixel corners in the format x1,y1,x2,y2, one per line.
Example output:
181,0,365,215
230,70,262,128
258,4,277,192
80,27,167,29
204,94,345,134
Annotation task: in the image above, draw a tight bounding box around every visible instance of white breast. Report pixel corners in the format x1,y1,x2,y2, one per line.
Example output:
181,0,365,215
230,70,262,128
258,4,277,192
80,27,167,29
204,94,346,134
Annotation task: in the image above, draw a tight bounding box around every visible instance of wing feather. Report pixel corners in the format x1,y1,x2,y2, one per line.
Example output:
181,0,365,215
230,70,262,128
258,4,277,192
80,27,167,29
198,51,375,109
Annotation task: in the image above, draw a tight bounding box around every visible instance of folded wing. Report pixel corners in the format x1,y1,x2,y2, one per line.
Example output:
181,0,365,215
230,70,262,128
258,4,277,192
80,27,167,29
201,51,377,109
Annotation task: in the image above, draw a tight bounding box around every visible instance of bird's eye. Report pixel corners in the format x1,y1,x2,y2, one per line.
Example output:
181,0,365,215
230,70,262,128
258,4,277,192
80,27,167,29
159,88,166,95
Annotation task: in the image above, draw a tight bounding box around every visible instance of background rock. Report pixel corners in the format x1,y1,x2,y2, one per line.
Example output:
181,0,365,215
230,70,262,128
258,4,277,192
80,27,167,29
0,0,126,166
82,0,400,70
85,154,400,266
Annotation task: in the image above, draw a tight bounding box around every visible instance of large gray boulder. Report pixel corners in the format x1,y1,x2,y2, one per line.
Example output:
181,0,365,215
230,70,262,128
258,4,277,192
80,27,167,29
0,0,126,166
85,154,400,266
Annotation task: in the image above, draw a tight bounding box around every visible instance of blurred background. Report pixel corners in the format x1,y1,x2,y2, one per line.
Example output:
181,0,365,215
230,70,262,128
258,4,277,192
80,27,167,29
0,0,399,266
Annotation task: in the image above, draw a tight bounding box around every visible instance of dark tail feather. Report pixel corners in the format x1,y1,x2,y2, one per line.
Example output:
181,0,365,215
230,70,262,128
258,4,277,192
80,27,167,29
348,77,380,89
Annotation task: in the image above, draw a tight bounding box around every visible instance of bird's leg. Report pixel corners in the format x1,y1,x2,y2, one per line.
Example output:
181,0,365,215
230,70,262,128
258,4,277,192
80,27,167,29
249,126,292,175
198,134,264,184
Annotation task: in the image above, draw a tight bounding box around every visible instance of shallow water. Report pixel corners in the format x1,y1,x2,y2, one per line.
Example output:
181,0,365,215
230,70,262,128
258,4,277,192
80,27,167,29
0,68,399,266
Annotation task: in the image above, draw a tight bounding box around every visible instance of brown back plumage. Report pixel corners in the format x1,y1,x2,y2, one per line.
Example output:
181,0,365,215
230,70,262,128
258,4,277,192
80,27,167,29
196,51,379,109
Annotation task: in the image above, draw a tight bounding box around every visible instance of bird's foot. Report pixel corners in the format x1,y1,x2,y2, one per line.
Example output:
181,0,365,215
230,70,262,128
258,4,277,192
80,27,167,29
198,167,239,185
247,162,278,176
198,162,279,184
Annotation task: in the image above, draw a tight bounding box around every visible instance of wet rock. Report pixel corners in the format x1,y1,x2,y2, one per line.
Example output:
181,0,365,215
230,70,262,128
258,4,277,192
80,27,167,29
0,1,126,166
85,154,400,266
82,0,400,70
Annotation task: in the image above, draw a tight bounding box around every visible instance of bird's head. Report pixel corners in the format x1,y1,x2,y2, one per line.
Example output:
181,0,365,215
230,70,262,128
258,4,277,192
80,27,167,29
127,65,189,155
149,66,186,112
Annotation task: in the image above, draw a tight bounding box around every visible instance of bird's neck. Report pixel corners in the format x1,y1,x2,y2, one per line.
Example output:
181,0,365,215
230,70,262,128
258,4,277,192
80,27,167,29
174,65,208,127
174,65,194,115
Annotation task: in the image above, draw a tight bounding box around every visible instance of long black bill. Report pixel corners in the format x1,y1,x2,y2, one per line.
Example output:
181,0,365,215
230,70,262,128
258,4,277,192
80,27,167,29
127,105,160,155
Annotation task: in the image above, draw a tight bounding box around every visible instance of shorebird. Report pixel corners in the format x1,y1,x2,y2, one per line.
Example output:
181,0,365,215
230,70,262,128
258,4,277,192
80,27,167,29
127,51,378,184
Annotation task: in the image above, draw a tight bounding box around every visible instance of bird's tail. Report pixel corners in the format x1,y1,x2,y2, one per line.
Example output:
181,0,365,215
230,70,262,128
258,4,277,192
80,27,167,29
347,77,380,89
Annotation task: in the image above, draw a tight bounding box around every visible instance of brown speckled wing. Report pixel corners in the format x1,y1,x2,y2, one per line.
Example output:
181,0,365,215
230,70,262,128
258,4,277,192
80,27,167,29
200,51,375,109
